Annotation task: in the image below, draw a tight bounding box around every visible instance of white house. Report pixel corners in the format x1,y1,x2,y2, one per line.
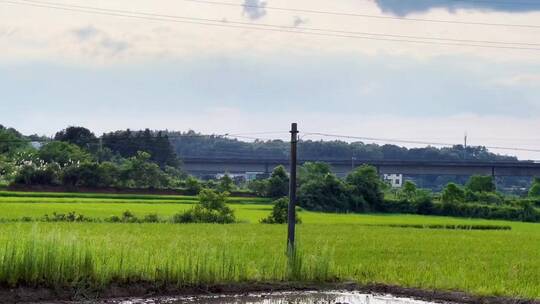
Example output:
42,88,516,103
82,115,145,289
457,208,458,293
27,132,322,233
383,173,403,188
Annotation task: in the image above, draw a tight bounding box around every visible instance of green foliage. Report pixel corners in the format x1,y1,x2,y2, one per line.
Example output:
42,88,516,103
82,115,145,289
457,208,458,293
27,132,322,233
529,178,540,198
54,126,97,151
173,189,236,223
42,211,89,222
345,165,384,210
414,190,435,215
167,130,517,163
184,176,202,195
102,129,179,168
38,141,92,165
465,189,504,205
466,175,496,193
0,125,30,155
0,155,16,185
119,151,169,189
298,162,331,185
217,174,235,193
198,188,229,210
62,162,102,187
13,163,60,186
298,173,359,212
441,183,465,204
266,166,289,198
398,181,417,201
247,179,268,197
260,197,301,224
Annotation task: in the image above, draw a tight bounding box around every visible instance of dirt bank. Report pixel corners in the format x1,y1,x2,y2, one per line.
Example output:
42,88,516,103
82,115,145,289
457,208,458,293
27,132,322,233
1,282,538,304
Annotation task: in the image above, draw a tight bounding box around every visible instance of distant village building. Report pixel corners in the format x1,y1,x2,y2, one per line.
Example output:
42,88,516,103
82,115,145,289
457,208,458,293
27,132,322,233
383,173,403,188
215,172,266,182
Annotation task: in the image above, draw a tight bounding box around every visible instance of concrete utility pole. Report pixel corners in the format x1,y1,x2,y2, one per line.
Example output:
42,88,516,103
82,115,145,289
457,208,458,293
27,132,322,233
287,123,298,253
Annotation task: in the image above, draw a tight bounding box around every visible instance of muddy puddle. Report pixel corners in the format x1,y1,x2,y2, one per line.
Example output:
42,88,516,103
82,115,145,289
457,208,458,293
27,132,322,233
104,291,446,304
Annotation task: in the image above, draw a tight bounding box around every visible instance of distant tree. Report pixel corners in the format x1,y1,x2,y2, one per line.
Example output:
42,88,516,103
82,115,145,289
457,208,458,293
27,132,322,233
120,151,168,188
414,190,435,215
298,162,332,185
14,163,60,186
60,161,122,188
298,173,356,212
266,165,289,198
0,125,30,154
0,155,11,183
62,162,102,187
399,181,417,201
54,126,96,150
245,179,266,196
345,165,384,209
184,176,202,195
38,141,92,165
441,183,465,203
218,174,235,193
166,130,517,162
97,162,120,187
528,178,540,198
102,129,179,168
466,175,496,193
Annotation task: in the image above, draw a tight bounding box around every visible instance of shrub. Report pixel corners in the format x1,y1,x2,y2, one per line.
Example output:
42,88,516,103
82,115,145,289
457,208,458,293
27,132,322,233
466,175,496,193
217,174,235,193
441,183,465,203
143,213,160,223
298,174,358,212
185,176,202,195
266,166,289,198
398,181,417,201
529,178,540,198
42,212,89,222
473,191,504,205
14,163,60,186
247,179,268,197
62,162,102,187
414,190,435,215
261,197,301,224
346,165,384,209
172,189,236,224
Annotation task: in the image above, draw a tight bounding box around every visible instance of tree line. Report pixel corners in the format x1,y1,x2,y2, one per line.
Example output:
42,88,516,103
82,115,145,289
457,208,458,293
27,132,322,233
247,164,540,222
1,124,539,222
165,130,517,162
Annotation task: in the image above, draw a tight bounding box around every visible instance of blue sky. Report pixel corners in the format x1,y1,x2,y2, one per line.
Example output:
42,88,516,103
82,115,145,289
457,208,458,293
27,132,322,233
1,0,539,159
375,0,540,16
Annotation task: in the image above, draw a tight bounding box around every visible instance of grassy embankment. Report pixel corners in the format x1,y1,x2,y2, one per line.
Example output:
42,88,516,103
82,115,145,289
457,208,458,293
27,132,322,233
0,191,538,299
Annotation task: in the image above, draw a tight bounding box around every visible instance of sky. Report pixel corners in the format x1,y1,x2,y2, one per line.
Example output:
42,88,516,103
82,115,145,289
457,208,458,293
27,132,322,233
1,0,539,159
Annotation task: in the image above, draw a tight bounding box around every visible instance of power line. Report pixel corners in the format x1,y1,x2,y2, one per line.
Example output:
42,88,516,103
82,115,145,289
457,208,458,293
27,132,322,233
12,0,540,47
2,0,540,51
304,132,540,153
183,0,540,29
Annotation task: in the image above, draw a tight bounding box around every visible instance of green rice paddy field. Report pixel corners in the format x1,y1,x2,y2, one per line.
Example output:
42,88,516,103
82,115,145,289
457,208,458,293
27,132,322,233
0,191,538,299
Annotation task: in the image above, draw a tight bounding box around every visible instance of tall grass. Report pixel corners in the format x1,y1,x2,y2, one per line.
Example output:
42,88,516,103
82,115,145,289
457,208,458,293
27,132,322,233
0,222,537,298
0,232,335,289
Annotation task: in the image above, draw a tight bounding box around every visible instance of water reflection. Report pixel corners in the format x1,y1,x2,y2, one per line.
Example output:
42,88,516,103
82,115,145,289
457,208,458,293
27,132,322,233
112,291,440,304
